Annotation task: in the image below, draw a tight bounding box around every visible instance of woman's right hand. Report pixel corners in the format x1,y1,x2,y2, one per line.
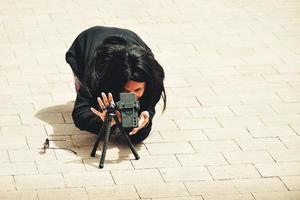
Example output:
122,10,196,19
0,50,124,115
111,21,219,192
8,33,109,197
90,92,121,126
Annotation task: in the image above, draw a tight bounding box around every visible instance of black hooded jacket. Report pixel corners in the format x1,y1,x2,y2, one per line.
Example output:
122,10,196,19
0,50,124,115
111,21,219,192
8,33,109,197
65,26,156,143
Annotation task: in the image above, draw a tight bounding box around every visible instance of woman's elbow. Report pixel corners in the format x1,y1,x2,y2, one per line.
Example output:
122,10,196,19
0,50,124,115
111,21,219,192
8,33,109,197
72,110,85,130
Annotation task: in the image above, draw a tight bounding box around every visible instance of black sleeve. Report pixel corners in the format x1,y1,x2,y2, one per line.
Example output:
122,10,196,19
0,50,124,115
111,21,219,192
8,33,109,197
65,33,86,81
72,84,103,134
128,106,156,144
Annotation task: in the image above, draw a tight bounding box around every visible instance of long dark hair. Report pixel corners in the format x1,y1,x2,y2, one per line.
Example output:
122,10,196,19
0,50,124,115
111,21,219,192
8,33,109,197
83,36,166,112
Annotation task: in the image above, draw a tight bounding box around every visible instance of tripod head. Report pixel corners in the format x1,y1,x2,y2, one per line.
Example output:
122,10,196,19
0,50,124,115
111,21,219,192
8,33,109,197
115,93,140,128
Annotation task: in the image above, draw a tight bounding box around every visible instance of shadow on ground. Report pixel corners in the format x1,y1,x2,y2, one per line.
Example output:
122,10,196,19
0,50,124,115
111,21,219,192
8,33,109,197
34,101,143,168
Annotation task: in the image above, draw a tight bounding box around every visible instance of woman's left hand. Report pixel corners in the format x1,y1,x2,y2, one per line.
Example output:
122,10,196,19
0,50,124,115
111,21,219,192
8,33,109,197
129,111,150,135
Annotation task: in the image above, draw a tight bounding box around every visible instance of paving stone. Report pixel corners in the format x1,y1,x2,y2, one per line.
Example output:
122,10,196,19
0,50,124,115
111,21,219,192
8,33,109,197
9,149,56,162
280,176,300,191
211,83,289,96
255,162,300,177
190,140,240,152
0,104,36,115
235,65,277,76
160,130,208,142
253,191,300,200
153,197,204,200
145,142,195,155
86,185,139,200
163,96,200,108
152,119,178,131
217,116,264,128
208,164,261,179
0,190,38,200
160,166,211,182
232,177,287,193
164,77,190,88
0,115,21,126
175,118,221,130
280,136,300,149
37,188,88,200
0,150,9,162
171,87,215,97
53,147,91,160
155,108,192,120
259,114,300,126
2,125,47,137
247,126,296,138
45,74,73,83
229,104,276,116
188,106,234,118
185,180,238,195
224,74,266,84
45,124,81,135
37,159,86,174
131,155,180,169
235,137,289,152
135,182,189,199
0,176,16,191
15,174,65,189
20,113,65,125
264,75,300,83
176,152,227,166
238,93,282,104
276,90,300,103
111,168,164,184
0,85,31,95
291,125,300,135
203,194,255,200
273,64,300,74
196,95,242,106
270,149,300,162
83,158,134,171
223,151,275,164
0,162,37,176
203,127,251,140
63,171,114,187
0,136,28,150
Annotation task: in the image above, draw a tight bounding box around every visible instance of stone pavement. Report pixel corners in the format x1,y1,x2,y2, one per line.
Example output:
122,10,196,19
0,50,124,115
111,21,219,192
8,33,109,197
0,0,300,199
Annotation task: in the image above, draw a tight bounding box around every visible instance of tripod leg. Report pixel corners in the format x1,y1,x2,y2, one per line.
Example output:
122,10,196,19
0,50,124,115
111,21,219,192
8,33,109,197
90,118,106,157
90,125,104,157
122,132,140,160
99,114,113,169
114,116,140,160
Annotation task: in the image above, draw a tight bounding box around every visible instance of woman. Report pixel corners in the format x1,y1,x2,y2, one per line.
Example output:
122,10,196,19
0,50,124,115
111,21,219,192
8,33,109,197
65,26,166,143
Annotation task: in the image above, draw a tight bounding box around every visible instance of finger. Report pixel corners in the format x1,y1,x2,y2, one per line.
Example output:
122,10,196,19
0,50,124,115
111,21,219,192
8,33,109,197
139,117,148,129
101,92,109,107
137,114,149,130
90,107,102,116
115,110,122,122
142,111,150,119
139,111,149,120
116,110,121,116
108,92,114,104
140,111,150,123
129,128,139,135
97,97,106,111
90,107,106,122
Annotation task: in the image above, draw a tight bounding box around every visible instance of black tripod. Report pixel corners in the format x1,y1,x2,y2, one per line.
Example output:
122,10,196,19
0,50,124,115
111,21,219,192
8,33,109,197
90,102,140,168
